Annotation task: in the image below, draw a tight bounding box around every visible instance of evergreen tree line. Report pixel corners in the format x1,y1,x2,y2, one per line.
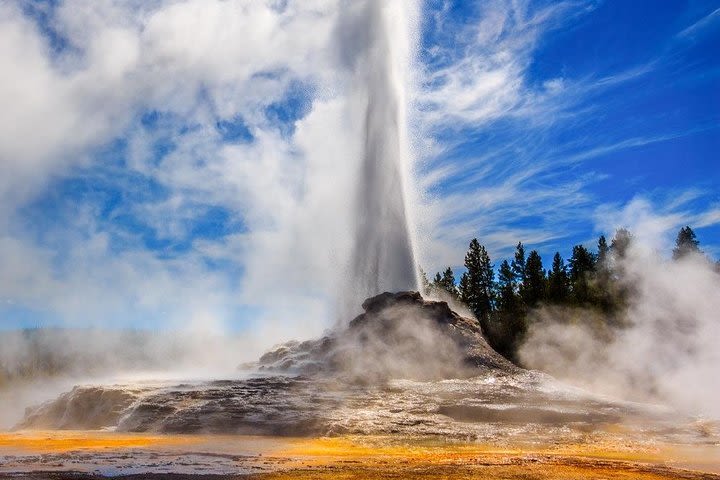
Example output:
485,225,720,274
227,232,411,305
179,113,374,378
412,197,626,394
421,225,715,363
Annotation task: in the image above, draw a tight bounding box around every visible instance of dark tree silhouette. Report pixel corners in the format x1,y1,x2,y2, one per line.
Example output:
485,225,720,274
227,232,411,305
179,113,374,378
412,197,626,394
547,252,570,304
569,244,596,304
496,260,519,312
458,272,470,303
492,259,525,361
673,226,701,260
522,250,546,307
418,225,712,365
511,242,526,285
459,239,495,325
597,235,609,265
595,235,618,314
610,228,633,258
438,267,457,296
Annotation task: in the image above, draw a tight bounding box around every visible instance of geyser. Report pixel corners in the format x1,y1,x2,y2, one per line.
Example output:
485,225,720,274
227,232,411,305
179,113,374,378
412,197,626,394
345,0,418,306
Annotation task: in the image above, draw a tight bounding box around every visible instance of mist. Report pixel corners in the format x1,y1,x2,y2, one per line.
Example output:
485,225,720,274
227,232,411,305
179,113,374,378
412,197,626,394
0,0,426,427
520,243,720,417
1,0,717,444
0,328,259,428
337,0,420,315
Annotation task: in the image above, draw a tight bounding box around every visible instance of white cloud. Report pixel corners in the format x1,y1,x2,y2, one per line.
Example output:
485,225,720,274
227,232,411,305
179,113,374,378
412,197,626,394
416,0,588,128
0,0,350,339
0,0,426,344
0,0,340,209
521,242,720,416
594,194,720,256
410,0,718,275
0,0,716,347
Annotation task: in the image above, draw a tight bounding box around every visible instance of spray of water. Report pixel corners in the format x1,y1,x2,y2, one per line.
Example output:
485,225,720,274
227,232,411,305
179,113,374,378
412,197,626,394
340,0,419,311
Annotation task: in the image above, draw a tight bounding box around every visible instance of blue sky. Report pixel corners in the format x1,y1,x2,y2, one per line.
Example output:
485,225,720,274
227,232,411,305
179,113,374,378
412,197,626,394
417,0,719,269
0,0,718,335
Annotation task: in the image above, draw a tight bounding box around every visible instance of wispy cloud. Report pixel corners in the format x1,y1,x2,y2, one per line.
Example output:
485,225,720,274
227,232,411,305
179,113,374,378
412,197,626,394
0,0,716,335
594,193,720,255
412,0,719,272
417,0,594,128
676,7,720,39
0,0,355,338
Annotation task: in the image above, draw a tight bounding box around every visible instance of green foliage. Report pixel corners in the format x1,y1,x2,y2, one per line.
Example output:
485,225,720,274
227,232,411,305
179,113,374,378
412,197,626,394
521,250,546,307
496,260,519,312
593,235,619,315
442,267,456,293
490,259,525,361
511,242,526,285
458,239,495,325
597,235,609,265
547,252,570,304
422,225,708,366
673,226,700,260
431,267,458,297
569,244,596,305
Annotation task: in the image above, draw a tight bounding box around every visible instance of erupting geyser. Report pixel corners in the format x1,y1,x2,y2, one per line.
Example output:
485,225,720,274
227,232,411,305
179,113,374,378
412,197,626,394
346,1,418,305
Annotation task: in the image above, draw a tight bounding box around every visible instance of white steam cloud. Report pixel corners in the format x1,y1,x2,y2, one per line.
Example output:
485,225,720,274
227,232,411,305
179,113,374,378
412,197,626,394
0,0,425,342
520,243,720,417
338,0,420,314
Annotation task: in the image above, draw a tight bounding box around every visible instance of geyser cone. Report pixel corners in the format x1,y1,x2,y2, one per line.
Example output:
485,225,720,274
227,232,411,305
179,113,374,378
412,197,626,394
347,0,418,306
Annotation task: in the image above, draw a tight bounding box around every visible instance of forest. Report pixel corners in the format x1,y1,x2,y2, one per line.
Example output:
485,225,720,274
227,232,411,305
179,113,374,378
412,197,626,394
422,226,718,363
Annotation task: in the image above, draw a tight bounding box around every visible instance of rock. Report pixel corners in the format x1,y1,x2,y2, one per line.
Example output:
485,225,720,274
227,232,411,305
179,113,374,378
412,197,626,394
254,291,516,381
18,386,140,430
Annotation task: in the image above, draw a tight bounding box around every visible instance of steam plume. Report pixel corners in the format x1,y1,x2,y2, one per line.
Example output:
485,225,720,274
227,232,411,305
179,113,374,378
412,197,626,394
340,0,419,312
520,245,720,417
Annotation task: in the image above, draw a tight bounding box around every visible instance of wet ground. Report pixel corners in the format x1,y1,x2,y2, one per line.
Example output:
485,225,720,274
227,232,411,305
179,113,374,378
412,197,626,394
16,370,717,442
1,431,719,479
5,295,718,478
12,370,692,441
2,370,719,478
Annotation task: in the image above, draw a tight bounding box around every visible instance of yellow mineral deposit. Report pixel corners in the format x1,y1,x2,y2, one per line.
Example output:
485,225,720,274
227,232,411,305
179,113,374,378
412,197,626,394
1,431,718,479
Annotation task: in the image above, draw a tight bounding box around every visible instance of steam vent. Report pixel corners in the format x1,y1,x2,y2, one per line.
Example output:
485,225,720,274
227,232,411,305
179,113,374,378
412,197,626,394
19,291,667,441
257,291,515,380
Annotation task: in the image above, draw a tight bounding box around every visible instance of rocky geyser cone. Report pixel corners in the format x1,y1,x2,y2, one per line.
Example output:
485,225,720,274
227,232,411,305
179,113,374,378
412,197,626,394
254,291,515,382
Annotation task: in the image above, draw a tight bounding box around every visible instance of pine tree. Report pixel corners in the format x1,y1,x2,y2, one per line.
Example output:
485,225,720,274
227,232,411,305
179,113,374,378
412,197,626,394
610,228,632,259
597,235,609,265
496,260,519,312
491,259,525,361
673,226,700,260
458,272,470,302
459,239,495,323
522,250,546,307
477,246,495,316
433,271,442,288
440,267,457,296
569,244,596,305
511,242,526,286
547,252,570,304
595,235,616,313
